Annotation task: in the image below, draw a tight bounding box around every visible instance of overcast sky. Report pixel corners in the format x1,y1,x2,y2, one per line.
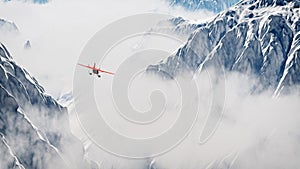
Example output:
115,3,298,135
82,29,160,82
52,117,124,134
2,1,300,169
0,0,214,97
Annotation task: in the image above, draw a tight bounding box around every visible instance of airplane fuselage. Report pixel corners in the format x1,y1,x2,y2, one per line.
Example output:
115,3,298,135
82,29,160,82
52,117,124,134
93,69,99,74
91,68,101,77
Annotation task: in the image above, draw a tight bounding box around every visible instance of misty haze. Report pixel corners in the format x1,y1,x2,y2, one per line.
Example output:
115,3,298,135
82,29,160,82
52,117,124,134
1,0,300,169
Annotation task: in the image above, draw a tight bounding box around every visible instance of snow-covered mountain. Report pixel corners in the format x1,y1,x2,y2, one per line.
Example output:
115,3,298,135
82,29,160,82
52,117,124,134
0,43,96,169
3,0,48,4
148,0,300,95
169,0,240,12
149,16,206,41
0,19,18,33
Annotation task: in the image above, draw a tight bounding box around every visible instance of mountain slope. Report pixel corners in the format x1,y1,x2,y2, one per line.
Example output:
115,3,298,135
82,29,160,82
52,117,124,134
3,0,48,4
169,0,240,12
0,43,96,169
149,17,206,41
0,134,25,169
148,0,300,95
0,18,18,33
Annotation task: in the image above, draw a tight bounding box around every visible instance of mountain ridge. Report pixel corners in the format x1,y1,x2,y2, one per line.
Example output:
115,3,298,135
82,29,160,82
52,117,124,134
148,0,300,95
169,0,240,12
0,43,97,169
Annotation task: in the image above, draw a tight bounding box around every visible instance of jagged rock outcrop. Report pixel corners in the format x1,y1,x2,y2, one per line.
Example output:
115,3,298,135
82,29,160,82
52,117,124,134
169,0,240,12
148,0,300,95
0,43,96,169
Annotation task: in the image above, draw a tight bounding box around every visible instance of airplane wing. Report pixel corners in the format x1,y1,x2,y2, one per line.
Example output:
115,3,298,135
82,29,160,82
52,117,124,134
95,68,115,75
78,63,114,75
78,63,94,69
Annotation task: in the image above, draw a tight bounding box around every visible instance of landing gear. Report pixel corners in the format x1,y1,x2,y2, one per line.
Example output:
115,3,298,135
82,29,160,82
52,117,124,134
89,72,92,75
97,74,101,78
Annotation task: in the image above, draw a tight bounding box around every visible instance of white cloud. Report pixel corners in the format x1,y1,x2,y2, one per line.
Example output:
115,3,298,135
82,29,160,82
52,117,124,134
2,1,300,169
0,0,214,97
66,67,300,169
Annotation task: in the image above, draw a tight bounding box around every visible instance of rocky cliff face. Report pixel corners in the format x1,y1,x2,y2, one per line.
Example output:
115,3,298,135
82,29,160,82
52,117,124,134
148,0,300,95
0,43,96,169
169,0,240,12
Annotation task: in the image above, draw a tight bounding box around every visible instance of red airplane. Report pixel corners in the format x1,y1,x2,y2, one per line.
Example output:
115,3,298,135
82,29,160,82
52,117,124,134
78,63,114,78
